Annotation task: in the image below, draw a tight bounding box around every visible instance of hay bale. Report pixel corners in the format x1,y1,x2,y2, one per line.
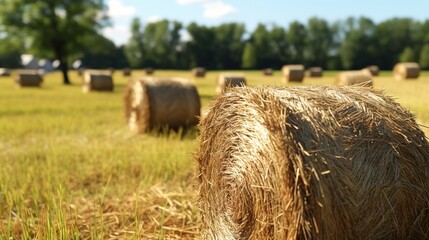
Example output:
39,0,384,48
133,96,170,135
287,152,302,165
0,68,11,76
77,68,85,76
262,68,273,76
15,70,43,87
335,69,373,87
192,67,206,78
82,70,114,93
305,67,323,77
146,67,154,75
197,86,429,239
365,65,379,76
216,74,246,93
123,68,132,76
124,77,200,133
393,62,420,80
282,64,304,82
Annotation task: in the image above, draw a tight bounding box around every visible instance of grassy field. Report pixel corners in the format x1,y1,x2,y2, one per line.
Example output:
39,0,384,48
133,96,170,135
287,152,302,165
0,69,428,239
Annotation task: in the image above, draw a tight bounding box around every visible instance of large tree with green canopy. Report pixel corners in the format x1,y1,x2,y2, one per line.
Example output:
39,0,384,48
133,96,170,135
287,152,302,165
0,0,109,84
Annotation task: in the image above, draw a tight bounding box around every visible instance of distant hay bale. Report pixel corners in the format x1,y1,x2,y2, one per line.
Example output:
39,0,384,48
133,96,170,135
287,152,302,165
146,67,154,75
192,67,206,77
393,62,420,80
124,77,201,133
197,86,429,239
262,68,273,76
282,64,304,82
15,70,43,87
82,70,114,93
123,68,132,76
305,67,323,77
77,68,85,76
0,68,11,76
365,65,379,76
335,69,373,87
216,74,246,93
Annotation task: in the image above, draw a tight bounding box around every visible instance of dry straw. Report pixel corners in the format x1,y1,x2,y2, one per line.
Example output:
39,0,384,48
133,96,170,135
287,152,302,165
15,70,43,87
193,67,206,78
335,69,373,87
365,65,379,76
216,74,247,93
282,65,304,82
82,70,114,92
124,77,201,133
305,67,323,77
197,86,429,239
393,62,420,80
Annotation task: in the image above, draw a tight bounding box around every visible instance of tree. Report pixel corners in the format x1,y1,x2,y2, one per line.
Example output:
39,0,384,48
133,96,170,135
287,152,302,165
186,23,216,69
0,0,109,84
306,17,334,68
287,21,307,64
420,44,429,69
241,43,256,69
125,18,145,68
213,23,246,69
399,47,416,62
0,34,23,68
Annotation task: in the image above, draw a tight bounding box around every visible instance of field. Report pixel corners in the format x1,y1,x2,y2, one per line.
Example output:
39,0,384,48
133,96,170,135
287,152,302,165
1,70,428,239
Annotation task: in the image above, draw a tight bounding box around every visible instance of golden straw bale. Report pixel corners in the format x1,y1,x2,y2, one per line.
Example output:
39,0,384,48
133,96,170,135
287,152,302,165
15,70,43,87
123,68,132,76
393,62,420,80
335,69,373,87
282,64,304,82
192,67,206,77
146,67,154,75
124,77,201,133
305,67,323,77
197,86,429,240
262,68,273,76
365,65,379,76
82,70,114,93
77,68,85,76
0,68,11,77
216,74,246,93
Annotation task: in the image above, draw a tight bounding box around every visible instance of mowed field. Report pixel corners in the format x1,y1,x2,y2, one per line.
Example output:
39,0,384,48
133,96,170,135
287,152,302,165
0,70,428,239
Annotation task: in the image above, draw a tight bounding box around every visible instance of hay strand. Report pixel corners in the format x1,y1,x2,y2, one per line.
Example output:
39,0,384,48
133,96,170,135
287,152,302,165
124,77,201,133
197,86,429,239
393,62,420,80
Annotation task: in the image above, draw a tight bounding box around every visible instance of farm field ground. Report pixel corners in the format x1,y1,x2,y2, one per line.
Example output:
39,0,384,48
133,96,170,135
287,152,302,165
0,70,428,239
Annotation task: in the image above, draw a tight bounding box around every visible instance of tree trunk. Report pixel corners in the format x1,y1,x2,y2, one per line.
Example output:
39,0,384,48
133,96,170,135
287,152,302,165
59,58,71,85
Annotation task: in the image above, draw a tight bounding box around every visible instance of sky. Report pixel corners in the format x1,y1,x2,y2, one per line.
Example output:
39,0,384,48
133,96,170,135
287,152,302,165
103,0,429,46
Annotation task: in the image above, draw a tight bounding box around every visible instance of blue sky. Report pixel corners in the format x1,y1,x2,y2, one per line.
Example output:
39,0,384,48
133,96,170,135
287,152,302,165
103,0,429,45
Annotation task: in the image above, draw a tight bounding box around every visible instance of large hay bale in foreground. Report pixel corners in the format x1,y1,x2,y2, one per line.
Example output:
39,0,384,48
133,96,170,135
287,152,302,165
192,67,206,77
335,69,373,87
83,70,114,92
282,64,304,82
15,70,43,87
393,62,420,80
124,77,200,133
305,67,323,77
216,74,246,93
0,68,11,77
365,65,379,76
197,86,429,239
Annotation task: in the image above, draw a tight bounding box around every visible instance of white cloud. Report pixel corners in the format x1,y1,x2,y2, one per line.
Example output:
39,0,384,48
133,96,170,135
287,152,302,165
107,0,136,18
203,1,236,19
177,0,208,5
103,25,130,45
146,15,162,23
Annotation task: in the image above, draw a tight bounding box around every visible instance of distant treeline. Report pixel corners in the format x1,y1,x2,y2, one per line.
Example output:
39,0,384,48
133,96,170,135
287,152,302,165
2,16,429,70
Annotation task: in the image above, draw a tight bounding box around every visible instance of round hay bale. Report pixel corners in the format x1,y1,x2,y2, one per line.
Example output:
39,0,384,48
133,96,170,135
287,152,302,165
393,62,420,80
124,77,201,133
262,68,273,76
335,69,373,87
77,68,85,76
217,74,246,94
282,64,304,82
123,68,132,76
197,86,429,239
146,67,154,75
83,70,114,93
192,67,206,78
305,67,323,77
365,65,379,76
0,68,11,77
15,70,43,87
